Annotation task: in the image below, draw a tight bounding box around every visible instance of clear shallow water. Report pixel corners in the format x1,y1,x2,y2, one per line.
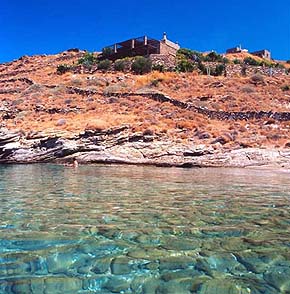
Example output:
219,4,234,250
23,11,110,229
0,164,289,294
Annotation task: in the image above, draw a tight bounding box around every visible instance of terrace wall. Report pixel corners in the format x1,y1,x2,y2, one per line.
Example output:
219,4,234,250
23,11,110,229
203,62,287,77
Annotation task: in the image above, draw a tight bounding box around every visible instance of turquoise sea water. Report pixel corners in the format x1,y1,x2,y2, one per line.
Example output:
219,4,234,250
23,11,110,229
0,164,289,294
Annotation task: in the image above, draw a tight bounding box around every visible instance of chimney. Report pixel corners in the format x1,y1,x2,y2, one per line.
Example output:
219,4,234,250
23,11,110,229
162,32,167,41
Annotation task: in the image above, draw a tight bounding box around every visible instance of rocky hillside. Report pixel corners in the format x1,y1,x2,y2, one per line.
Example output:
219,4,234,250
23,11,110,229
0,50,290,167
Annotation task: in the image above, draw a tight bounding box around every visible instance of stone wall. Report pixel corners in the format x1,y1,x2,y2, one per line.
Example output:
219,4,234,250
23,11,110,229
203,62,287,77
159,42,178,57
149,54,176,70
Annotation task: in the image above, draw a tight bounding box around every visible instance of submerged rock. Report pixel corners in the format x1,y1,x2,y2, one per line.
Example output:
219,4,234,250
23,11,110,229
264,265,290,291
198,279,250,294
236,251,271,274
159,255,194,271
91,256,112,274
160,236,200,251
110,256,132,275
104,276,131,293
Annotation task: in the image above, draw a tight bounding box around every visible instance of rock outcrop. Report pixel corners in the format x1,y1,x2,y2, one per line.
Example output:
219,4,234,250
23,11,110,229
1,127,289,168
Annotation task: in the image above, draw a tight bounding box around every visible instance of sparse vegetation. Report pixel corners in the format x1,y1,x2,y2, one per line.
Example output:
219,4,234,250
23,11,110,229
274,62,285,69
102,47,114,58
233,59,241,65
177,48,203,62
131,56,152,74
150,78,163,87
114,59,127,72
2,48,290,152
152,64,165,72
57,64,72,74
204,51,224,62
214,64,225,76
78,52,97,67
97,59,111,71
244,57,261,66
281,85,290,91
176,59,195,72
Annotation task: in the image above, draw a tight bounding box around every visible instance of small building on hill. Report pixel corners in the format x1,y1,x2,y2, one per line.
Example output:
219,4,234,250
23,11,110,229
251,49,271,60
101,33,180,62
226,45,248,54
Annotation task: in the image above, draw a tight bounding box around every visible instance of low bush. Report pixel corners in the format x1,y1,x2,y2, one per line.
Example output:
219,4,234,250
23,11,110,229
57,64,71,74
78,52,97,67
197,62,225,76
222,57,230,64
114,59,126,72
204,51,223,62
233,59,241,64
281,85,290,91
152,64,165,72
102,47,114,58
176,59,195,72
214,64,225,76
198,62,207,75
274,62,285,69
150,78,163,87
97,59,111,71
244,57,261,66
131,56,152,74
177,48,203,62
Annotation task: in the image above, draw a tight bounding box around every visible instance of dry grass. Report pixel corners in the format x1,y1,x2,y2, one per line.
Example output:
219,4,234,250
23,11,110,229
1,50,290,148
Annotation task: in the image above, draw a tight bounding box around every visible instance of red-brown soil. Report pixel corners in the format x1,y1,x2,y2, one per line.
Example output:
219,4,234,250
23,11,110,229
1,50,290,150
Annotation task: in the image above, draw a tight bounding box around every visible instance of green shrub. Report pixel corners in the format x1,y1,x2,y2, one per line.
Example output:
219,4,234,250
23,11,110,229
176,59,195,72
177,48,204,61
198,62,207,75
204,51,223,62
281,85,290,91
233,59,241,64
150,78,163,87
131,56,152,74
78,52,97,67
177,48,192,59
152,63,165,72
102,47,114,58
274,62,285,69
244,57,261,66
114,59,126,72
222,57,230,64
259,60,274,67
197,62,225,76
97,59,111,71
214,64,225,76
56,64,72,74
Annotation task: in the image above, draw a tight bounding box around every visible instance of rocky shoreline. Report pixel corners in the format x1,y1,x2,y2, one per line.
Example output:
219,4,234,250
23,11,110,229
1,126,290,168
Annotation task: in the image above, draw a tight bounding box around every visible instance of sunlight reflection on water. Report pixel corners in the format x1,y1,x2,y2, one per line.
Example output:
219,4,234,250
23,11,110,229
0,164,289,293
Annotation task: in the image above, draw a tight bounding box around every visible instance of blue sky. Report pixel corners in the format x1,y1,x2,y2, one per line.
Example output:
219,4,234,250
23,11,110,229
1,0,289,62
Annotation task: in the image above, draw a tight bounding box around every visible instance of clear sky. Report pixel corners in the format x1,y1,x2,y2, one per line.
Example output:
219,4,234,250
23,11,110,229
1,0,289,62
